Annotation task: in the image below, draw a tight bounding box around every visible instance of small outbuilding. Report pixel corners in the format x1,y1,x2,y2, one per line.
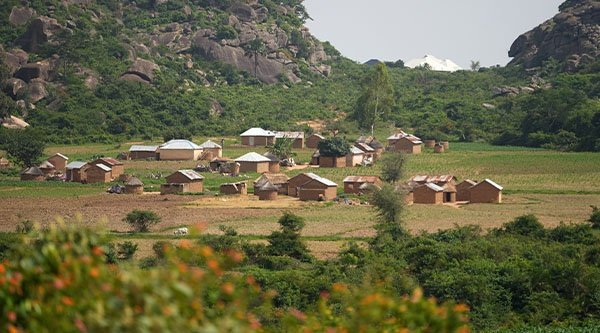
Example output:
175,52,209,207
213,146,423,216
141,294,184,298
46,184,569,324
469,179,503,204
275,131,304,149
368,140,384,160
125,177,144,194
240,128,276,147
297,175,338,201
129,145,159,160
86,164,112,183
66,161,88,182
390,136,423,154
254,173,289,195
257,181,278,201
319,155,346,168
288,173,320,197
346,146,365,167
164,170,204,193
387,131,408,146
47,153,69,172
456,179,477,201
235,152,271,173
38,161,56,176
343,176,383,194
310,150,320,166
220,182,248,195
434,143,445,153
263,152,281,173
442,183,457,203
413,183,444,204
306,134,324,149
199,140,223,159
91,157,124,179
20,166,45,181
158,140,203,161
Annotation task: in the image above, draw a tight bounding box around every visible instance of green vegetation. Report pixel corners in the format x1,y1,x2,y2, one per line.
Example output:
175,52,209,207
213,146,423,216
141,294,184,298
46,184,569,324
352,62,395,134
123,210,161,232
317,137,351,157
2,129,46,167
380,151,407,183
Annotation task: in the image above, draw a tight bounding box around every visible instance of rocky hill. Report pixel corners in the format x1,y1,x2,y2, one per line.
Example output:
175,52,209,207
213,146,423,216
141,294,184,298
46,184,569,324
1,0,334,117
508,0,600,71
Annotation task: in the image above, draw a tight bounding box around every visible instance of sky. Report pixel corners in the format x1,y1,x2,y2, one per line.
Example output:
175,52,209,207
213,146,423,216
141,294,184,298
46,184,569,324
303,0,563,69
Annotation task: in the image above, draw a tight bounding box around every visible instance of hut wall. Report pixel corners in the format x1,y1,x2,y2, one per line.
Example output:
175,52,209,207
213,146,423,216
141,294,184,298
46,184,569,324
21,174,45,181
268,162,280,173
159,149,201,161
291,138,304,149
424,140,436,148
130,151,157,160
220,183,248,195
86,168,111,183
469,183,502,203
306,136,322,149
48,156,67,172
242,136,274,147
346,154,364,167
287,175,312,197
393,139,422,154
239,161,269,173
319,156,346,168
258,190,277,201
413,188,443,204
298,186,337,201
160,183,188,195
125,185,144,194
434,145,445,153
405,192,414,204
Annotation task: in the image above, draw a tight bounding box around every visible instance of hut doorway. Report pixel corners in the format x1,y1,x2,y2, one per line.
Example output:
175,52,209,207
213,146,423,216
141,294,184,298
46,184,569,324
444,192,452,203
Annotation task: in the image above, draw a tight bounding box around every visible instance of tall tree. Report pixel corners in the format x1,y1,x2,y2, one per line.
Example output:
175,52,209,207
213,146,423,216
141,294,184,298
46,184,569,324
243,38,267,79
4,128,46,167
353,63,395,136
470,60,481,71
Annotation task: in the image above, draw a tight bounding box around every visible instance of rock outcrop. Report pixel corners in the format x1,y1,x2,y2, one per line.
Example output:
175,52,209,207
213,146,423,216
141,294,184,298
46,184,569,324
508,0,600,71
17,16,63,52
9,7,35,26
120,58,159,84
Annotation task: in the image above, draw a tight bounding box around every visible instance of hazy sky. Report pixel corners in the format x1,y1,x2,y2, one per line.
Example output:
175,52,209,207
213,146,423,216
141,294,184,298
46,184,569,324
303,0,563,68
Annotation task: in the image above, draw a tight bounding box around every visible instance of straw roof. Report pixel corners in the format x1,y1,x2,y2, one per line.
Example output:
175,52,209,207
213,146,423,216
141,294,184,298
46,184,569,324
126,177,144,186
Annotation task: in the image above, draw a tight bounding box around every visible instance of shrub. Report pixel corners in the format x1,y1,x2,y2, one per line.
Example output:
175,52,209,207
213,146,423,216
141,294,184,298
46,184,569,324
588,205,600,229
123,210,161,232
379,151,406,183
15,220,34,234
317,137,351,157
501,214,545,238
267,212,312,262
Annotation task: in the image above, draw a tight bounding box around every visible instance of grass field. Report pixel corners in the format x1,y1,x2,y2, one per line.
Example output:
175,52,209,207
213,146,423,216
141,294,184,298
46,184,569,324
1,140,599,258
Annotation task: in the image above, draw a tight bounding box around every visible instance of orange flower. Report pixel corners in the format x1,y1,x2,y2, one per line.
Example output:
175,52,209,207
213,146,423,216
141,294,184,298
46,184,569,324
89,267,99,278
91,247,103,257
226,250,244,263
207,259,220,272
179,239,191,249
221,282,235,295
8,324,19,333
0,263,5,274
200,246,213,258
331,283,347,293
453,304,470,313
62,296,74,306
54,279,65,290
7,311,16,322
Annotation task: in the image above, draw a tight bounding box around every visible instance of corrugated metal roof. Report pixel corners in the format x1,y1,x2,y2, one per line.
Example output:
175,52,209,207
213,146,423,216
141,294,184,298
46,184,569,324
130,145,158,152
309,133,325,139
479,179,503,190
304,174,337,187
159,140,201,150
343,176,381,183
199,140,222,149
423,183,444,192
349,146,364,155
275,131,304,139
355,142,375,152
95,164,112,172
176,170,204,180
50,153,69,160
66,161,87,169
387,131,408,140
96,157,122,166
240,128,275,137
459,179,477,186
235,152,271,163
410,175,456,184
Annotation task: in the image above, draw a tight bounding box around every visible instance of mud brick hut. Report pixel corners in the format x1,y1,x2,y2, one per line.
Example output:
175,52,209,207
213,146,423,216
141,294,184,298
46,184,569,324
125,177,144,194
164,170,204,193
240,128,276,147
355,142,375,157
86,164,112,183
343,176,383,194
91,157,124,179
257,181,278,201
456,179,477,201
38,160,56,176
129,145,158,160
220,182,248,195
297,174,338,201
288,173,320,197
389,135,423,154
20,166,45,181
263,152,281,173
306,134,324,149
254,173,289,195
158,140,203,161
319,155,346,168
65,161,88,182
310,150,320,166
441,183,457,203
47,153,68,172
235,152,271,173
413,183,444,204
346,146,366,167
198,140,223,159
275,131,304,149
469,179,503,203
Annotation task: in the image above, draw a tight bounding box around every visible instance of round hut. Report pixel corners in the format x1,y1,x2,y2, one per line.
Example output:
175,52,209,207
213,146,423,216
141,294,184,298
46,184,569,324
368,140,384,160
434,143,445,153
20,166,45,181
125,177,144,194
424,139,436,148
258,181,278,201
440,141,450,150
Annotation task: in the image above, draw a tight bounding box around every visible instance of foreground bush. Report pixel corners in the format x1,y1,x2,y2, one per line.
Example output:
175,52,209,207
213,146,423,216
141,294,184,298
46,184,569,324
0,225,470,332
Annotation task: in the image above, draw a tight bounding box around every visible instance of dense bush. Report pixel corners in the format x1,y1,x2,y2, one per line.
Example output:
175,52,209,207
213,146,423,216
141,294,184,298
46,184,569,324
123,210,161,232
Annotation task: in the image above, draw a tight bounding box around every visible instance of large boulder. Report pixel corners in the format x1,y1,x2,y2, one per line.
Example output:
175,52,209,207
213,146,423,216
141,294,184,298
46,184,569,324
508,0,600,71
27,79,48,103
192,34,284,84
1,115,30,129
9,7,35,26
13,62,51,82
229,3,256,22
17,16,63,52
4,78,27,97
120,58,159,84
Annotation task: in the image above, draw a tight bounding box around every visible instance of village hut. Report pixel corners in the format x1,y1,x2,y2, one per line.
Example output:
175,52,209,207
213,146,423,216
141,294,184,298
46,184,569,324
86,164,112,183
390,136,423,154
355,142,375,156
368,139,384,160
275,131,304,149
297,175,338,201
199,140,223,159
319,155,346,168
310,150,320,166
346,146,366,167
409,175,457,186
424,140,436,148
343,176,383,194
47,153,69,172
396,183,415,204
20,166,45,181
456,179,477,201
65,161,88,182
356,135,374,144
434,143,445,153
386,131,408,146
413,183,444,204
90,157,124,178
254,173,289,195
263,152,281,173
38,161,56,176
0,157,10,169
129,145,159,160
441,141,450,150
287,173,320,197
158,140,203,161
220,182,247,195
235,152,271,173
209,157,234,171
125,177,144,194
164,170,204,193
442,183,457,203
306,134,324,149
257,181,278,201
240,128,276,147
469,179,503,204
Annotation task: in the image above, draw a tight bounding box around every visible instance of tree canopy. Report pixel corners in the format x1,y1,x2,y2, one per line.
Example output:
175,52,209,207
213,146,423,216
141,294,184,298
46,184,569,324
352,63,395,134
